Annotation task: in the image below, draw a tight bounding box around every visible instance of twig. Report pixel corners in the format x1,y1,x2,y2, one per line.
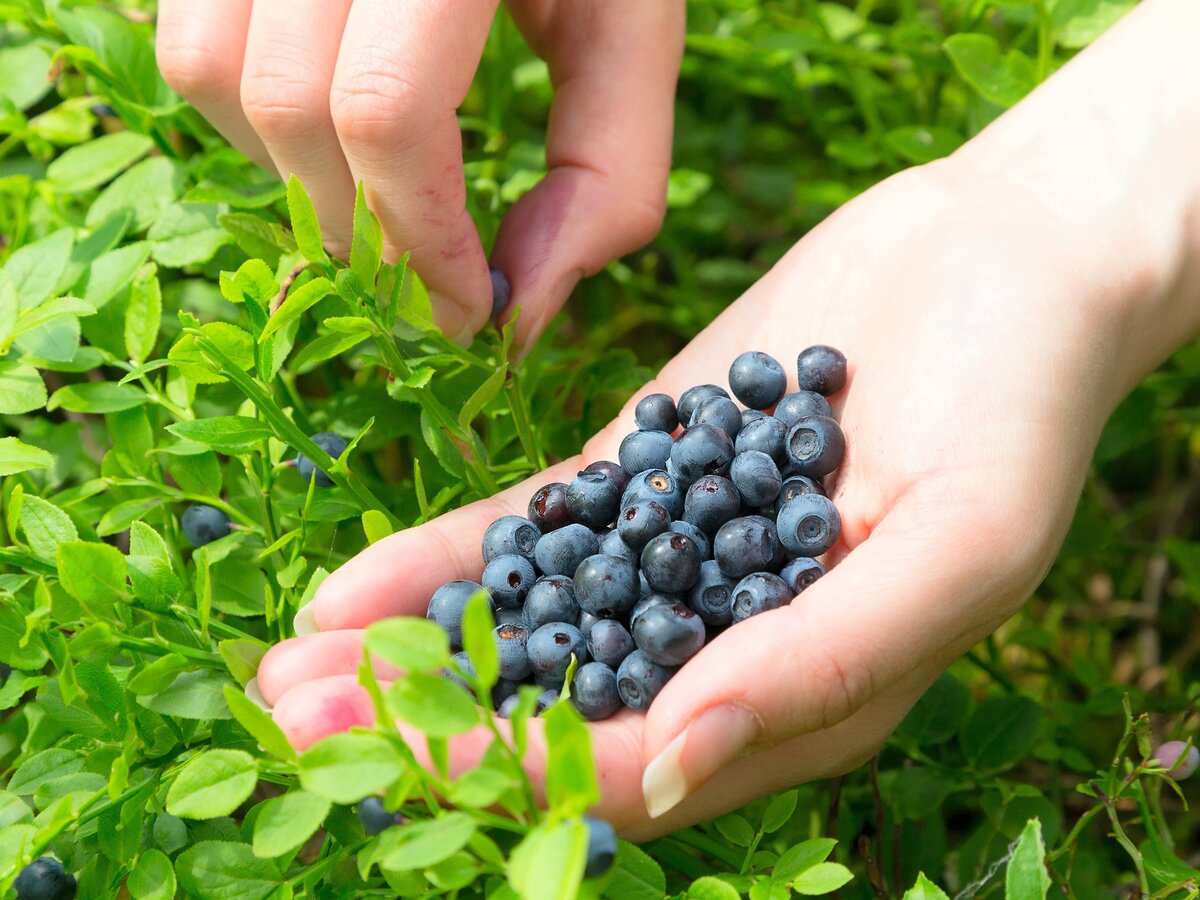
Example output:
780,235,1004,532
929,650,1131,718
270,261,308,313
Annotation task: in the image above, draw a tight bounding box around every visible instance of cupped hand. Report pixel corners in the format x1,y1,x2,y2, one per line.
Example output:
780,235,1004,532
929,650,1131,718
157,1,683,344
252,158,1146,839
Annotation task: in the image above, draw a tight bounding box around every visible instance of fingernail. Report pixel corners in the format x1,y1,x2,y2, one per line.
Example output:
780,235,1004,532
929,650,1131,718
244,677,271,712
642,703,761,819
489,267,511,319
429,290,475,347
293,603,318,637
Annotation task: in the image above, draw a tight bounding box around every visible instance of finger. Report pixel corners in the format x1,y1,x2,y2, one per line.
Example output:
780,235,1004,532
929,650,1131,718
240,0,357,257
493,0,685,344
329,1,498,341
156,0,272,169
256,630,400,706
272,674,381,750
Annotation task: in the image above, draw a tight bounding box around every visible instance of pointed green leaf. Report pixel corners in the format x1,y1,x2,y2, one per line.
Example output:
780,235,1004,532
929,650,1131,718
260,276,333,342
1005,819,1050,900
287,174,328,265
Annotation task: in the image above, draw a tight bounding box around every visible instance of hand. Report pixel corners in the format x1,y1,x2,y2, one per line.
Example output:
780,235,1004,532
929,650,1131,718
251,157,1154,839
157,1,684,344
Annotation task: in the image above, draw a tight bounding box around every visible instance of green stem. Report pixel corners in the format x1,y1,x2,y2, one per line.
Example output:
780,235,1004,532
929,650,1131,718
505,370,545,471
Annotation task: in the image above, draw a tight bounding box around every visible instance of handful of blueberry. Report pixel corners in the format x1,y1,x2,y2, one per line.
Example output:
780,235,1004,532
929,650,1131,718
426,346,848,722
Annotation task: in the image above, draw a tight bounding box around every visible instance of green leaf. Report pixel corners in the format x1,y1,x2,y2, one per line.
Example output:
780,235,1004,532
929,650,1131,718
293,327,371,373
606,840,667,900
361,509,393,544
884,126,964,164
169,322,255,384
46,131,154,193
252,790,331,858
14,297,96,337
127,847,176,900
0,39,53,110
287,175,328,265
9,749,83,795
127,522,181,611
903,873,951,900
81,242,151,308
350,182,383,291
0,438,54,477
379,812,476,870
687,876,742,900
138,669,234,719
87,156,185,231
943,34,1037,108
57,541,127,606
715,813,755,847
364,617,450,672
167,416,274,453
507,820,588,900
222,685,297,763
259,276,333,342
775,838,837,881
3,229,74,309
1005,819,1050,900
124,263,162,363
176,841,280,900
18,496,78,564
218,640,267,686
387,671,480,737
1051,0,1137,48
793,862,854,894
762,789,799,833
167,749,259,819
459,365,508,430
542,700,600,815
960,695,1042,772
0,363,47,414
97,497,164,536
896,672,969,746
48,380,146,413
148,203,228,267
462,591,498,691
298,732,406,803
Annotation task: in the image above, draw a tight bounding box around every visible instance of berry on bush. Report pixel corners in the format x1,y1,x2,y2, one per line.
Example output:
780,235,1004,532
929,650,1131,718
582,816,618,878
294,431,348,486
13,857,76,900
181,504,231,547
358,796,405,836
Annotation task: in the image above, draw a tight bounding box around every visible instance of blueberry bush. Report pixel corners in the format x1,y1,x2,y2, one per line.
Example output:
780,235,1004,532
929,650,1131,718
2,0,1198,897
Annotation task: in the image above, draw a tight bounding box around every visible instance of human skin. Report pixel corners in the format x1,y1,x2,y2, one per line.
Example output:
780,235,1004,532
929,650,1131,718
155,0,684,344
250,0,1200,840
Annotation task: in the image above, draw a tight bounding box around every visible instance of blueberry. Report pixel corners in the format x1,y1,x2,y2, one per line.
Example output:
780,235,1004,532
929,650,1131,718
776,494,842,556
181,504,231,547
622,469,684,519
616,650,677,711
574,554,640,619
445,651,477,693
295,432,348,486
731,572,794,623
577,610,600,640
775,474,825,513
619,430,674,475
482,553,537,608
677,384,730,424
785,415,845,477
714,516,783,579
492,677,520,708
635,393,679,433
527,482,572,533
537,689,561,714
773,391,833,428
583,459,630,495
427,581,489,650
730,450,782,507
729,350,787,410
629,592,678,630
587,619,636,669
0,662,11,683
780,557,826,594
358,796,405,836
490,267,511,317
583,816,618,878
688,395,742,441
599,529,638,562
534,524,600,577
527,623,589,685
495,607,529,628
735,415,788,466
482,515,542,562
687,560,738,627
497,694,521,719
524,576,579,630
666,457,695,489
796,345,848,396
13,857,76,900
632,600,706,666
567,472,622,529
617,500,672,552
640,532,702,593
741,409,767,429
493,622,532,681
670,424,734,483
683,475,741,536
571,662,622,721
669,520,711,560
1151,741,1200,779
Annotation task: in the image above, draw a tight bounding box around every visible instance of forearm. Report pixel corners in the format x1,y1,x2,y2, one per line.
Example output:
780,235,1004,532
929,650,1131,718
950,0,1200,389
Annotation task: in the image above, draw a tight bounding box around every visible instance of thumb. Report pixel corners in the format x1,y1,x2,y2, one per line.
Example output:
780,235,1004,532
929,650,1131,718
637,496,1024,819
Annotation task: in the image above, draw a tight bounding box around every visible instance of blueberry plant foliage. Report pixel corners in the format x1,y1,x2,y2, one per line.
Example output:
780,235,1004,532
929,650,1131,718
1,0,1199,898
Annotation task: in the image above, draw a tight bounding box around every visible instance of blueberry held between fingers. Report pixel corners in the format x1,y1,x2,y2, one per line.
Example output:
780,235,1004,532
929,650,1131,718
358,796,405,836
571,661,622,721
619,429,674,475
683,475,741,536
181,504,231,547
735,414,788,466
583,459,630,495
635,393,679,433
780,556,826,594
566,471,622,529
688,559,738,627
13,857,76,900
731,572,794,623
482,515,542,562
714,516,783,579
587,619,636,668
677,384,730,424
632,599,706,666
427,581,489,650
294,431,348,486
616,650,678,711
785,415,845,477
729,350,788,410
482,553,537,608
796,344,848,395
524,575,579,630
776,494,842,556
670,423,735,482
622,469,685,518
773,391,833,427
527,483,572,532
490,267,511,317
527,622,589,684
617,500,672,552
493,622,533,681
534,524,600,577
640,531,702,593
574,554,640,619
730,449,783,507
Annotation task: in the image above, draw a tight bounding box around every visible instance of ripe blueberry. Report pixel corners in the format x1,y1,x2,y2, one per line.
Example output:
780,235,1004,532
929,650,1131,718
587,619,636,669
571,661,622,721
427,581,489,650
731,572,794,623
495,607,529,629
583,459,630,495
577,610,601,640
780,556,826,594
482,553,537,608
583,816,618,878
482,515,542,562
669,520,712,560
683,475,741,536
776,494,842,557
640,532,702,593
534,524,600,577
635,393,679,433
796,344,848,396
493,622,533,681
617,500,672,552
527,482,572,532
358,796,405,836
632,599,706,666
490,267,511,317
677,384,730,424
619,429,674,475
714,516,783,579
670,423,734,483
773,391,832,427
294,431,348,486
689,395,743,441
688,559,738,627
536,688,560,714
181,504,231,547
728,350,787,410
566,471,621,529
527,622,589,685
775,474,825,513
13,857,75,900
629,593,677,632
734,415,788,466
730,450,783,507
599,528,638,562
622,469,684,519
785,415,845,477
524,576,580,630
574,554,640,619
616,650,677,711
